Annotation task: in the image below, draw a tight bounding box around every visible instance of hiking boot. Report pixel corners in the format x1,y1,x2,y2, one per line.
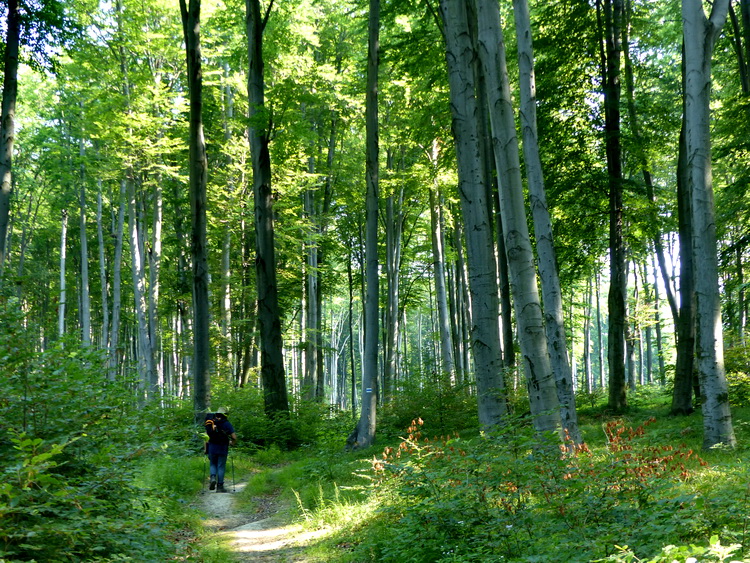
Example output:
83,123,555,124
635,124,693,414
209,477,217,490
216,484,228,493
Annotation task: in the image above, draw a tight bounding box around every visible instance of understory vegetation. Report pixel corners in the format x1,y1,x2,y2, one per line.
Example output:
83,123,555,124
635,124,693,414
2,297,750,562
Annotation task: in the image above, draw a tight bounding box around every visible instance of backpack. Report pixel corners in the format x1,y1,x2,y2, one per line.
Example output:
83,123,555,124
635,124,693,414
204,413,230,446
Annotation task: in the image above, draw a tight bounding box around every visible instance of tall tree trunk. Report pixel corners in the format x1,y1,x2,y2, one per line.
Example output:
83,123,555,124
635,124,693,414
96,181,110,352
315,116,337,400
428,148,456,381
180,0,211,418
650,253,666,385
439,0,508,428
347,245,357,421
246,0,290,416
109,179,126,380
729,1,750,94
78,135,91,346
58,210,68,338
148,178,163,389
351,0,380,448
474,0,560,435
493,209,515,370
596,271,606,388
303,186,319,400
600,0,628,412
672,124,696,414
513,0,580,443
682,0,736,448
383,184,404,402
584,277,593,392
128,177,156,398
0,0,19,270
221,64,234,371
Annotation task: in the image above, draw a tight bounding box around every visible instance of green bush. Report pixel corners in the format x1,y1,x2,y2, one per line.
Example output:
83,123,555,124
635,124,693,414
724,344,750,406
0,431,170,561
350,417,726,563
0,303,184,561
378,372,479,440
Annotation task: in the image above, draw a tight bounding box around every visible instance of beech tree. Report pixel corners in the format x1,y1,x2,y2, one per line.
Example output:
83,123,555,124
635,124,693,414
512,0,581,443
439,0,507,428
350,0,379,449
474,0,561,436
180,0,211,415
246,0,290,416
682,0,736,448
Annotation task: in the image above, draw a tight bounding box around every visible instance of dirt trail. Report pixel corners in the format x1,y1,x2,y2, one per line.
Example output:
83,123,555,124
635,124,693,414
200,481,329,562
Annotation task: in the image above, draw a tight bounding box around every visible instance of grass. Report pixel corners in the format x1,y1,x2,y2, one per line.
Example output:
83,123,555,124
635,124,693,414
217,388,750,563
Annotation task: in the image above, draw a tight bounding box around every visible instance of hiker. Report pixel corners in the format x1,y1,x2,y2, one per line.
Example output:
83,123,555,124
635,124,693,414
205,407,237,493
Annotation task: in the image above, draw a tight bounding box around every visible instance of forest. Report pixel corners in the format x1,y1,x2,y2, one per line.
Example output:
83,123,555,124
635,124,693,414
1,0,750,561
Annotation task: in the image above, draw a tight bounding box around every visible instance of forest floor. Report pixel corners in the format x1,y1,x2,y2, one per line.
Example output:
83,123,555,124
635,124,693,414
199,479,330,562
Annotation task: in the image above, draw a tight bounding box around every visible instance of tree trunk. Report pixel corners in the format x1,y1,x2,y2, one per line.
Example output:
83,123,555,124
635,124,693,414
474,0,560,435
246,0,289,416
584,277,593,392
0,0,19,270
650,253,666,385
221,64,234,371
180,0,211,418
439,0,507,428
303,187,319,399
109,179,126,380
128,177,156,398
148,178,163,390
58,210,68,338
96,181,110,352
384,185,404,402
494,182,515,370
513,0,581,443
596,272,606,388
351,0,380,449
428,149,456,381
672,125,696,414
682,0,736,448
600,0,628,412
78,134,91,346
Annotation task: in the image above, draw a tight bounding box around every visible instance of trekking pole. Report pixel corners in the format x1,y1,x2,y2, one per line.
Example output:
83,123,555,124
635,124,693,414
201,453,207,493
231,451,236,492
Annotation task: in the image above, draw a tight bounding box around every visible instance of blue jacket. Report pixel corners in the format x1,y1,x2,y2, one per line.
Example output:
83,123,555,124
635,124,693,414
206,418,235,456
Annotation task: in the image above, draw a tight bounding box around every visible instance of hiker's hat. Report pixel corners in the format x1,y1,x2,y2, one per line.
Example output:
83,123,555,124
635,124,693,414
215,406,228,414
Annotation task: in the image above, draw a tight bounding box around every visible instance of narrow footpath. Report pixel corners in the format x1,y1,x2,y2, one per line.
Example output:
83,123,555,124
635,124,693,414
200,481,330,562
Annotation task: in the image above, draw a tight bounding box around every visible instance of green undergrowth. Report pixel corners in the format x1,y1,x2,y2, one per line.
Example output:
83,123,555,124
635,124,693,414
242,392,750,563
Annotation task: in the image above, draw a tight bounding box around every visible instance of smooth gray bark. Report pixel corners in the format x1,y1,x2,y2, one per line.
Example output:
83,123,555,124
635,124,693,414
682,0,736,448
474,0,560,435
512,0,580,443
439,0,507,428
427,149,456,381
58,210,68,338
108,179,126,380
96,182,110,351
351,0,380,449
78,135,91,346
128,177,156,397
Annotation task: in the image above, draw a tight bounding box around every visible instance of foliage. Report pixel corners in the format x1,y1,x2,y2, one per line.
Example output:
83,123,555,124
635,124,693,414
333,416,739,563
378,372,479,441
0,301,198,561
723,344,750,407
